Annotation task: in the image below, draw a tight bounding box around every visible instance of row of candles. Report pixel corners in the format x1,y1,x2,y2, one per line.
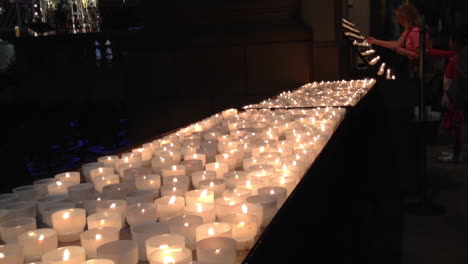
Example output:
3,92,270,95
0,79,374,264
244,79,375,109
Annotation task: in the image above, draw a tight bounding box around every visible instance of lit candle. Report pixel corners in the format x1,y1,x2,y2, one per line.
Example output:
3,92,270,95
258,186,287,209
214,197,243,219
154,196,185,222
162,175,190,188
162,165,186,178
96,240,138,264
42,246,86,264
68,183,95,203
242,157,266,171
0,244,24,264
160,183,188,198
184,189,214,206
117,162,142,179
233,203,263,229
168,215,203,250
82,162,105,184
125,190,155,205
191,171,217,189
0,217,36,244
195,222,232,242
151,155,174,175
97,155,119,168
135,174,161,192
130,222,169,261
41,202,75,227
236,179,264,195
95,200,127,225
55,172,81,187
145,234,185,261
80,227,120,259
18,228,58,262
47,181,69,196
148,248,192,264
270,176,298,196
183,203,216,223
90,167,115,182
204,163,228,179
92,174,120,193
122,167,150,189
222,188,251,203
87,211,123,230
247,167,274,186
196,237,237,264
51,208,86,242
198,179,226,198
245,195,277,228
223,171,248,189
221,213,258,250
125,202,157,227
184,153,206,166
180,160,204,178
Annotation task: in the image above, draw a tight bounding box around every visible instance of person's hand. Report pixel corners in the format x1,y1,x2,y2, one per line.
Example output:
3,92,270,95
366,37,377,44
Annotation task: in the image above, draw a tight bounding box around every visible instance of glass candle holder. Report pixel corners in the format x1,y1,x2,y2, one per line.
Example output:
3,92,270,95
95,200,127,224
97,155,119,168
184,203,215,224
162,175,190,188
0,193,17,207
41,202,75,227
184,153,206,166
18,228,58,262
82,195,105,215
90,167,116,182
87,211,122,230
37,195,68,218
184,190,214,206
33,178,58,197
232,203,263,229
160,183,188,198
161,165,186,178
51,208,86,242
168,215,203,250
199,179,226,199
221,213,258,250
47,181,69,196
12,185,44,201
68,183,95,203
82,162,105,183
214,197,243,220
42,246,86,264
242,157,266,171
102,183,130,200
123,167,150,189
125,190,155,205
125,202,157,227
148,247,192,264
196,237,236,264
236,179,264,195
154,196,185,222
93,175,120,193
222,188,251,203
2,200,37,218
257,186,287,209
97,240,138,264
55,172,81,188
80,227,120,259
135,174,161,192
0,244,24,264
145,234,185,261
191,171,216,189
130,222,169,261
245,195,277,228
270,176,298,196
0,217,36,244
223,171,248,190
195,222,232,242
204,163,228,179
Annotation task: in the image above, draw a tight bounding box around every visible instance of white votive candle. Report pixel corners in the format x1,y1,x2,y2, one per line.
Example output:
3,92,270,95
196,237,236,264
223,171,248,189
162,175,190,188
82,162,105,183
97,155,119,168
68,183,95,202
96,240,138,264
90,167,115,182
151,156,173,175
204,163,228,179
130,222,169,261
191,171,216,189
180,160,203,179
0,193,17,207
37,195,68,217
93,175,120,193
0,244,24,264
95,200,127,224
135,174,161,192
222,188,251,203
102,182,131,201
184,154,206,166
168,215,203,250
162,165,186,178
270,176,298,195
195,222,232,242
184,190,214,206
2,200,37,218
87,211,122,230
42,246,86,264
242,157,266,171
154,196,185,222
183,203,215,223
214,197,243,220
123,167,150,189
233,203,263,228
160,183,188,198
55,172,81,187
245,195,277,228
236,179,264,195
0,217,36,244
48,181,69,196
221,213,258,250
258,186,287,208
148,248,192,264
18,228,58,262
80,227,120,259
198,179,226,198
125,202,157,227
41,202,75,227
125,190,154,205
51,208,86,242
145,234,185,261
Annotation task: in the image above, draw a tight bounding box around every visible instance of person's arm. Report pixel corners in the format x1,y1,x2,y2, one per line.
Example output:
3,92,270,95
395,47,419,60
366,31,407,50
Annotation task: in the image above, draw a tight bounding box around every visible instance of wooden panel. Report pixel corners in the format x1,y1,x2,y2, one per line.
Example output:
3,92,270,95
312,46,341,81
246,42,312,96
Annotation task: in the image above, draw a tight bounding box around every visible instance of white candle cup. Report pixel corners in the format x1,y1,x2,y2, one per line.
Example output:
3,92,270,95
162,175,190,188
195,222,232,242
270,176,298,196
97,155,119,168
198,147,217,164
132,147,152,161
151,156,174,175
191,171,217,189
47,181,69,196
82,196,105,215
55,172,81,188
123,167,150,189
233,203,263,229
258,186,287,209
125,202,157,227
102,183,130,200
96,240,138,264
118,162,142,179
125,190,155,205
80,227,120,259
214,197,243,220
135,174,161,192
0,210,9,224
247,165,275,185
41,202,75,227
34,178,58,197
96,200,127,225
183,203,215,224
0,244,24,264
204,163,228,179
168,215,203,250
87,211,122,230
162,165,186,178
37,195,68,217
0,217,36,244
42,246,86,264
51,208,86,242
196,237,236,264
180,160,203,179
80,259,115,264
82,162,105,183
93,175,120,193
223,171,248,190
221,213,258,250
198,179,226,199
68,183,95,203
0,193,17,207
145,234,186,261
245,195,277,228
130,222,169,261
185,190,214,206
184,154,206,166
154,196,185,222
148,248,192,264
18,228,58,262
236,179,264,195
13,185,45,201
242,157,266,171
121,151,143,162
160,183,188,198
222,188,251,203
2,200,37,218
90,167,116,183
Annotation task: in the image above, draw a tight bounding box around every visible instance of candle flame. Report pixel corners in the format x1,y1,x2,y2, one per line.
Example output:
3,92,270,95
63,212,70,219
169,196,176,205
208,227,215,236
100,220,105,225
200,189,208,198
159,244,169,249
150,180,154,184
172,165,177,170
38,234,45,240
163,256,176,264
173,178,178,183
239,222,245,228
215,163,219,169
280,178,286,184
270,190,275,195
56,181,63,187
110,203,116,209
246,180,252,188
228,201,236,206
63,249,70,261
172,186,177,192
99,167,103,173
0,253,4,258
107,157,112,161
215,248,221,254
141,209,146,214
65,172,70,178
184,222,189,227
95,234,102,240
209,182,214,187
242,204,248,214
197,204,203,213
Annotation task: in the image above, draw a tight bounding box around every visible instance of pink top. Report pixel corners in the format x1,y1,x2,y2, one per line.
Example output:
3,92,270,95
402,26,420,60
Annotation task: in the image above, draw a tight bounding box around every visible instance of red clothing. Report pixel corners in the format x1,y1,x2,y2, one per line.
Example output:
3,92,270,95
402,27,421,61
